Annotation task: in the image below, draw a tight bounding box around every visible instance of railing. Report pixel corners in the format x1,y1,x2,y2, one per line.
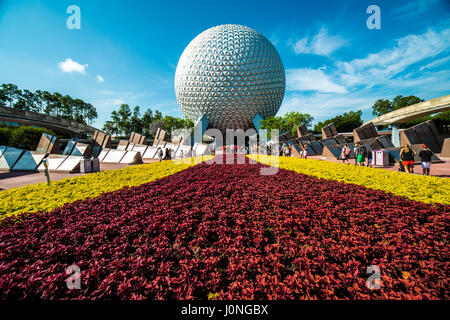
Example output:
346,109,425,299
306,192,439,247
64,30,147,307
0,104,99,135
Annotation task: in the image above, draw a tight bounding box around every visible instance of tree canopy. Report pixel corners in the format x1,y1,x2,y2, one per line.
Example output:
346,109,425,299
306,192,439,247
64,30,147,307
102,104,193,139
259,112,313,138
371,95,424,117
0,83,98,125
370,95,449,131
314,110,363,133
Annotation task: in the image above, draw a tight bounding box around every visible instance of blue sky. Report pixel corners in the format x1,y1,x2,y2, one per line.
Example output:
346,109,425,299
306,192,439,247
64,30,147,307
0,0,449,129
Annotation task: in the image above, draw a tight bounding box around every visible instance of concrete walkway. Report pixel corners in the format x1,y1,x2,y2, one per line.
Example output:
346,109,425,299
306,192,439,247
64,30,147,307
306,155,450,177
0,159,160,190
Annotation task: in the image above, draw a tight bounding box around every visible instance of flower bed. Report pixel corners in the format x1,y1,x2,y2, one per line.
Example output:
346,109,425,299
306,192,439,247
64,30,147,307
249,155,450,205
0,158,206,221
0,157,448,299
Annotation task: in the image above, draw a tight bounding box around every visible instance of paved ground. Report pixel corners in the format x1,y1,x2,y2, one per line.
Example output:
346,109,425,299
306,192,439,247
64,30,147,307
1,155,448,191
306,155,450,177
0,159,160,190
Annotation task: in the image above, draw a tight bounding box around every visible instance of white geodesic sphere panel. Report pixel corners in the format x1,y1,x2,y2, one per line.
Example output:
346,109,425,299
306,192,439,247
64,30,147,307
175,24,285,132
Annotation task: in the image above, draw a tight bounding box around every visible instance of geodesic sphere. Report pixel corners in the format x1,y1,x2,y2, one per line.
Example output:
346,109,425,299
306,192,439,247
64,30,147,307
175,24,285,132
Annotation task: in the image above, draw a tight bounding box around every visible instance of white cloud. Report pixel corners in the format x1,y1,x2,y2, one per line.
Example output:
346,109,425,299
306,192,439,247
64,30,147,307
419,56,450,71
58,58,88,74
292,27,348,57
96,75,104,82
278,91,375,123
337,28,450,86
286,68,347,94
279,25,450,123
391,0,439,19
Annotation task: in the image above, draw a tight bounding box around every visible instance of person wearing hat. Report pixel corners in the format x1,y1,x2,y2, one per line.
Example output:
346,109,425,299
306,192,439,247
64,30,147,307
418,144,433,175
399,144,416,174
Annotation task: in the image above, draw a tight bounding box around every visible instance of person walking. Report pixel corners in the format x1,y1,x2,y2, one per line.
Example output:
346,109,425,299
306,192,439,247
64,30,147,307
284,144,291,157
303,144,308,159
340,144,351,164
367,149,373,168
400,144,416,174
157,147,163,162
353,143,360,165
357,146,367,166
418,144,433,175
299,144,304,159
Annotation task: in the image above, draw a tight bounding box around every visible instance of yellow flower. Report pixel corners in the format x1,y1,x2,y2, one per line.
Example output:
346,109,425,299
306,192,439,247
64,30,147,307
0,157,211,221
249,155,450,205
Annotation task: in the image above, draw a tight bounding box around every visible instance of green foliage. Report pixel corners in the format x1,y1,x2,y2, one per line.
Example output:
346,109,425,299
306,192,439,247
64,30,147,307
0,125,56,150
0,83,97,125
260,112,313,138
370,95,449,132
314,110,363,133
371,95,423,117
0,127,10,146
103,104,193,139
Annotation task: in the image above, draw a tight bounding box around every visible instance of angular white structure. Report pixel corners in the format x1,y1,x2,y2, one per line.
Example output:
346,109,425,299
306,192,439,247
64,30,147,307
175,24,285,132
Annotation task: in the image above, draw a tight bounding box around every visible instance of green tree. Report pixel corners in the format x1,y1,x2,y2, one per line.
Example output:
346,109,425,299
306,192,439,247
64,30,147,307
141,109,154,136
13,89,27,110
22,90,39,112
371,99,392,116
283,112,314,137
130,106,143,134
34,90,45,113
260,112,314,138
372,95,423,116
259,116,286,139
102,104,135,137
314,110,363,133
1,83,98,124
103,104,193,139
392,95,423,110
84,102,98,125
1,83,20,108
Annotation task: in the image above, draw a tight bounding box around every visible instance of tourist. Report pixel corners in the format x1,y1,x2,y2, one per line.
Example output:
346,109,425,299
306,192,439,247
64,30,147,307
285,144,291,157
157,147,163,162
180,149,184,158
400,144,416,174
340,144,351,164
353,143,360,165
357,146,367,166
298,144,303,159
303,145,308,159
398,159,406,172
418,144,433,175
164,148,171,160
367,149,373,168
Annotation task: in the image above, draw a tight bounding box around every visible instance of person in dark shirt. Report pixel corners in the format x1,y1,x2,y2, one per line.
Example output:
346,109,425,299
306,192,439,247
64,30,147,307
418,144,433,175
400,144,416,174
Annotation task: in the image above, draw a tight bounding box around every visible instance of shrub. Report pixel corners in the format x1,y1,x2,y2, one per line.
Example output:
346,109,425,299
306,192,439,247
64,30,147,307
0,125,56,150
0,156,448,299
10,126,55,150
0,127,10,145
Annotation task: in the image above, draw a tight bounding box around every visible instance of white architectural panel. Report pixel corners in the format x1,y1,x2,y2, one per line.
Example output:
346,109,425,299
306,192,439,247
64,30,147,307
38,155,68,170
